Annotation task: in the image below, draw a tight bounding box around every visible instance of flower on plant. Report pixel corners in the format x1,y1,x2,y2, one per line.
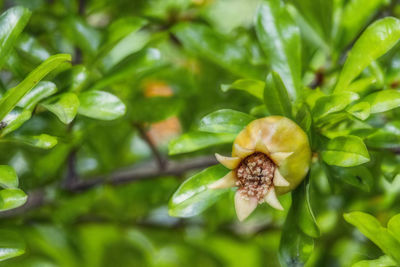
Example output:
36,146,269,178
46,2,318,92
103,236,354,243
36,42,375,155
209,116,311,221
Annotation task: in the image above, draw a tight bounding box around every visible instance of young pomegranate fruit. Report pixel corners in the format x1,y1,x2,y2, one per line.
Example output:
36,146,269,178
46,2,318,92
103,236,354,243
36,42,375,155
209,116,311,221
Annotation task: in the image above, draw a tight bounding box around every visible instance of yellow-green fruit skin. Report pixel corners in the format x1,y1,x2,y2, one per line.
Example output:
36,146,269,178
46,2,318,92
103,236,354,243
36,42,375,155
232,116,311,195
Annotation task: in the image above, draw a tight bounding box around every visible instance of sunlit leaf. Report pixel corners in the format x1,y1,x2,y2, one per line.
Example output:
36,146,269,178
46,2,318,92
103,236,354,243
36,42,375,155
322,136,369,167
78,90,126,120
0,54,71,121
362,90,400,114
17,81,57,110
0,230,25,261
169,131,236,155
169,164,230,217
41,92,80,124
221,79,265,100
335,17,400,92
0,188,27,211
198,109,254,134
0,165,18,189
256,0,301,100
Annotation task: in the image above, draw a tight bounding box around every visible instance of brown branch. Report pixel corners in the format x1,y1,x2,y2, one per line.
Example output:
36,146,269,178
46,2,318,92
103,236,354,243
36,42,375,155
133,122,166,170
0,156,218,218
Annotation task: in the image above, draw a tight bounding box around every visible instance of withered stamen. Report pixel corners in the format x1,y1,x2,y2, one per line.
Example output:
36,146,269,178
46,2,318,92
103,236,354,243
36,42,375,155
236,152,276,203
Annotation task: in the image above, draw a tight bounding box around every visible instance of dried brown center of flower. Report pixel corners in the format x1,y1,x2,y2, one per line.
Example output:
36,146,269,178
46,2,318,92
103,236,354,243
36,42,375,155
236,152,276,202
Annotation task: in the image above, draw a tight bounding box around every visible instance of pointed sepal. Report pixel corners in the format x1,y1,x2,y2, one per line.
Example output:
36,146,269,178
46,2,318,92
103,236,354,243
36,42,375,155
234,191,258,221
233,144,254,158
264,187,283,210
270,152,293,166
208,171,237,189
215,153,241,169
273,169,290,187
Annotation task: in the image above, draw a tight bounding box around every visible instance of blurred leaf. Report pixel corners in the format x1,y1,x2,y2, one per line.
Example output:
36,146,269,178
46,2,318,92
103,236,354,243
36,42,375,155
352,255,397,267
338,0,388,48
347,102,370,120
0,230,25,261
365,122,400,149
0,108,31,137
78,90,126,120
347,77,377,94
198,109,254,134
312,92,359,121
41,92,80,124
256,0,301,100
15,33,50,63
0,6,31,68
388,214,400,242
289,0,333,42
221,79,265,100
362,90,400,114
0,165,18,189
329,165,373,191
130,97,181,123
0,54,71,121
0,188,27,211
92,49,165,91
62,16,101,56
335,17,400,92
322,135,369,167
56,65,89,92
169,131,236,155
10,134,58,149
169,164,230,217
173,23,264,79
295,104,312,134
344,212,400,264
264,72,292,118
17,81,57,110
279,179,315,266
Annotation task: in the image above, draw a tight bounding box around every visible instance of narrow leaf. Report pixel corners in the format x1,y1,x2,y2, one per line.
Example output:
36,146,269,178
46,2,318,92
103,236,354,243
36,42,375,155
221,79,265,100
264,72,292,117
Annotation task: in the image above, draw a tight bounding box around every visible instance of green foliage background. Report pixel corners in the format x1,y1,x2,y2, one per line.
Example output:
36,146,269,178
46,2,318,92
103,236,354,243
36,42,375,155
0,0,400,266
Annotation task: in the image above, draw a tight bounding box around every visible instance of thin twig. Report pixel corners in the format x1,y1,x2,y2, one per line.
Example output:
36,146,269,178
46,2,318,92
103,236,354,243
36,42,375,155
133,122,166,170
0,156,218,218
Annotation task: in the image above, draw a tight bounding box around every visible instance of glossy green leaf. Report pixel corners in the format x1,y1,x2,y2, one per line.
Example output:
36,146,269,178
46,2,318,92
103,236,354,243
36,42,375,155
168,164,230,217
0,108,31,137
362,90,400,114
0,54,71,121
169,132,236,155
338,0,388,48
130,97,181,123
0,230,25,261
78,90,126,120
56,65,89,92
17,81,57,110
312,92,359,121
352,255,397,267
264,72,292,118
198,109,254,134
344,212,400,264
0,6,31,68
0,165,18,189
173,23,264,79
220,79,265,100
256,0,301,100
322,135,369,167
347,102,370,120
335,17,400,92
0,188,27,211
10,134,58,149
279,180,316,266
41,92,80,124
